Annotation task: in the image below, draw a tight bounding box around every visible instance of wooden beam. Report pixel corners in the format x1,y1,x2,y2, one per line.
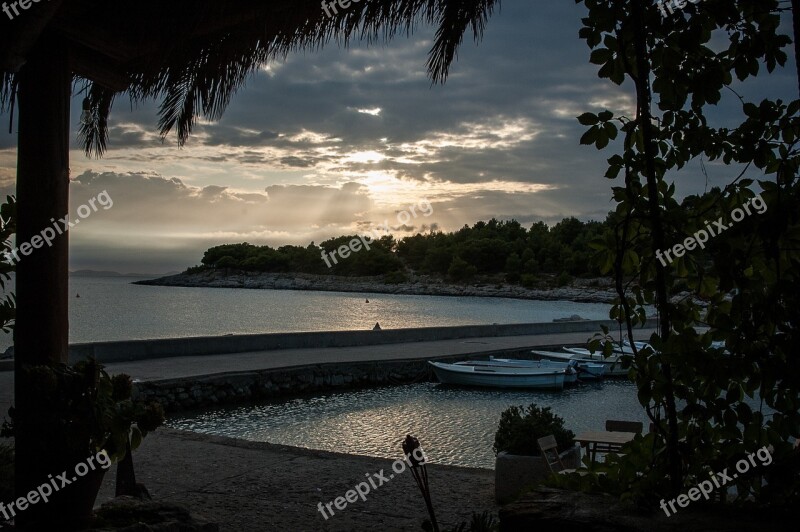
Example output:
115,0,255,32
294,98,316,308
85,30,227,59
14,34,72,527
69,43,130,91
0,0,65,72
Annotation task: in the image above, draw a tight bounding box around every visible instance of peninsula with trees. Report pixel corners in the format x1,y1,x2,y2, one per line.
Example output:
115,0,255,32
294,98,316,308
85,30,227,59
137,216,619,302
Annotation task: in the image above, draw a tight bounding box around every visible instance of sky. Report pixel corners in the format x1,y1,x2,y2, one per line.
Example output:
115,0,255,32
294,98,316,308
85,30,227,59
0,1,796,273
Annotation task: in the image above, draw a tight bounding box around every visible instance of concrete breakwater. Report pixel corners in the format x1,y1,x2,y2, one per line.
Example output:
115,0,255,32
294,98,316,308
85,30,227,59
133,358,434,412
67,320,629,365
133,347,540,412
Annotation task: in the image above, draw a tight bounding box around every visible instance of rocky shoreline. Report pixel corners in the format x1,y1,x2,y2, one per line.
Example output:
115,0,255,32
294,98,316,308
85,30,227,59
134,269,618,303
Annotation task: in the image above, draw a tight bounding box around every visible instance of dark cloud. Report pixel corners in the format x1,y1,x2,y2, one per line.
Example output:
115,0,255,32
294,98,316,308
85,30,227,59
279,156,315,168
0,2,795,272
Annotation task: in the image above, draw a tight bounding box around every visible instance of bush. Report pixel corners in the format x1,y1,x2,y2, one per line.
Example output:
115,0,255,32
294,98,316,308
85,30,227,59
448,256,477,282
520,274,537,288
383,270,408,284
184,265,206,274
215,255,239,269
493,404,574,456
556,271,572,287
5,361,165,462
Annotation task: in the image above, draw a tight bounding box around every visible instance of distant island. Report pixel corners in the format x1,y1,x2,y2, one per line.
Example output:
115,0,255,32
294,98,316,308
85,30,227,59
136,217,620,303
135,270,617,303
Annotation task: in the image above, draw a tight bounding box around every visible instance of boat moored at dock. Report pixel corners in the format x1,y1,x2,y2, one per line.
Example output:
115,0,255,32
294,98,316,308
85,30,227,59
429,361,567,390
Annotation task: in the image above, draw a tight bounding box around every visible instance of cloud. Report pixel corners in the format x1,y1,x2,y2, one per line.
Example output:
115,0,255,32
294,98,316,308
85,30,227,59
0,1,794,272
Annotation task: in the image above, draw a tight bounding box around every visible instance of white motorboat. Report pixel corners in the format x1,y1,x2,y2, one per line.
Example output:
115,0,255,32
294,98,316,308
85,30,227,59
456,357,579,384
429,361,566,390
527,353,606,379
535,348,630,377
622,339,655,352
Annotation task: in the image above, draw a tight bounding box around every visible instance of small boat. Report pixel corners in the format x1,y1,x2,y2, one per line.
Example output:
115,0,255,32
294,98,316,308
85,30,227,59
527,353,606,379
563,347,627,361
622,338,729,355
552,314,590,322
534,348,630,377
429,361,566,390
455,358,579,384
566,344,635,356
621,339,654,352
485,357,605,381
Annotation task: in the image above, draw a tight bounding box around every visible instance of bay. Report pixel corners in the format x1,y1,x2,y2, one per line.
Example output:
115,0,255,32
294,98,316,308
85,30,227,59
169,380,649,469
1,275,612,350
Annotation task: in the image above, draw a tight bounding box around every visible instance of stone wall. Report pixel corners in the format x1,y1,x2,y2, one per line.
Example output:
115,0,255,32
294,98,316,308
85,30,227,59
133,358,433,412
68,319,637,365
132,347,540,412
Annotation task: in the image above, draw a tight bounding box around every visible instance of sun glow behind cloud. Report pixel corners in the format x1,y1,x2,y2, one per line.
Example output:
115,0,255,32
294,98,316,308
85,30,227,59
5,0,758,273
60,110,556,252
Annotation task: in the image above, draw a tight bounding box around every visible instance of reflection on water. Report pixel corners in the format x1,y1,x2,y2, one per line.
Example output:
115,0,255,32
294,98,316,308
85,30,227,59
169,380,650,469
0,275,614,351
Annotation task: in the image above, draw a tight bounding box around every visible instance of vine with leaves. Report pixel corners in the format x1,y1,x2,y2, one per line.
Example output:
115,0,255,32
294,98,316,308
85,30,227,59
0,195,15,336
551,0,800,507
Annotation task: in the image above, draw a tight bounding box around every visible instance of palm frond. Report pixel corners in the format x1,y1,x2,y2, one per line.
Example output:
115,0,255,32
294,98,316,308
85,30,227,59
78,83,115,158
61,0,500,156
428,0,500,83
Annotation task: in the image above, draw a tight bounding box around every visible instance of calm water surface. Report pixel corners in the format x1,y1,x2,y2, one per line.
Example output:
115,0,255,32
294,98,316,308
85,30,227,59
3,275,644,468
1,275,612,350
169,380,648,469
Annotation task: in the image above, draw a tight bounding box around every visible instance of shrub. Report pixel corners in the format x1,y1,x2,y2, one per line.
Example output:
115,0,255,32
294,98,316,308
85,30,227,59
215,255,239,269
384,270,408,284
557,271,572,287
4,361,165,462
493,404,574,456
183,265,206,274
520,274,537,288
448,256,477,282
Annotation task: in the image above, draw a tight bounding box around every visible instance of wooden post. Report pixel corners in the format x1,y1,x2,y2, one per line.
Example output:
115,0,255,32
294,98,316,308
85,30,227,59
14,36,71,526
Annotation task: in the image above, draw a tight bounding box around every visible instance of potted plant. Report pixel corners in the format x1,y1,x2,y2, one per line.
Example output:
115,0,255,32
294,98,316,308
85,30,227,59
2,358,164,527
493,403,579,504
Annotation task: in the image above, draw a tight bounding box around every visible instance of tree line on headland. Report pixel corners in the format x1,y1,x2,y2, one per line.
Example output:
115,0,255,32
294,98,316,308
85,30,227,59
188,216,610,286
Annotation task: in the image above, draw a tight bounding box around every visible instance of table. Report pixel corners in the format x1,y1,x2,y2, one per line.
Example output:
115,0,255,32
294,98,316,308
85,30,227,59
575,431,636,463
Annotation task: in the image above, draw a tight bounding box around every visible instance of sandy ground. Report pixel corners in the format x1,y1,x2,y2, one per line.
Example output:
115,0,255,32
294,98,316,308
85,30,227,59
96,429,497,532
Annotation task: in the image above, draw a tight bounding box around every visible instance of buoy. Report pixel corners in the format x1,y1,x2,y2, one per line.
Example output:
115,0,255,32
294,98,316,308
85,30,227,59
76,293,80,298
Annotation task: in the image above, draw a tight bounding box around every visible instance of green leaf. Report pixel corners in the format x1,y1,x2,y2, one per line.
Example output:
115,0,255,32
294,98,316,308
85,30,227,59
580,126,599,145
590,48,612,65
578,112,599,126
